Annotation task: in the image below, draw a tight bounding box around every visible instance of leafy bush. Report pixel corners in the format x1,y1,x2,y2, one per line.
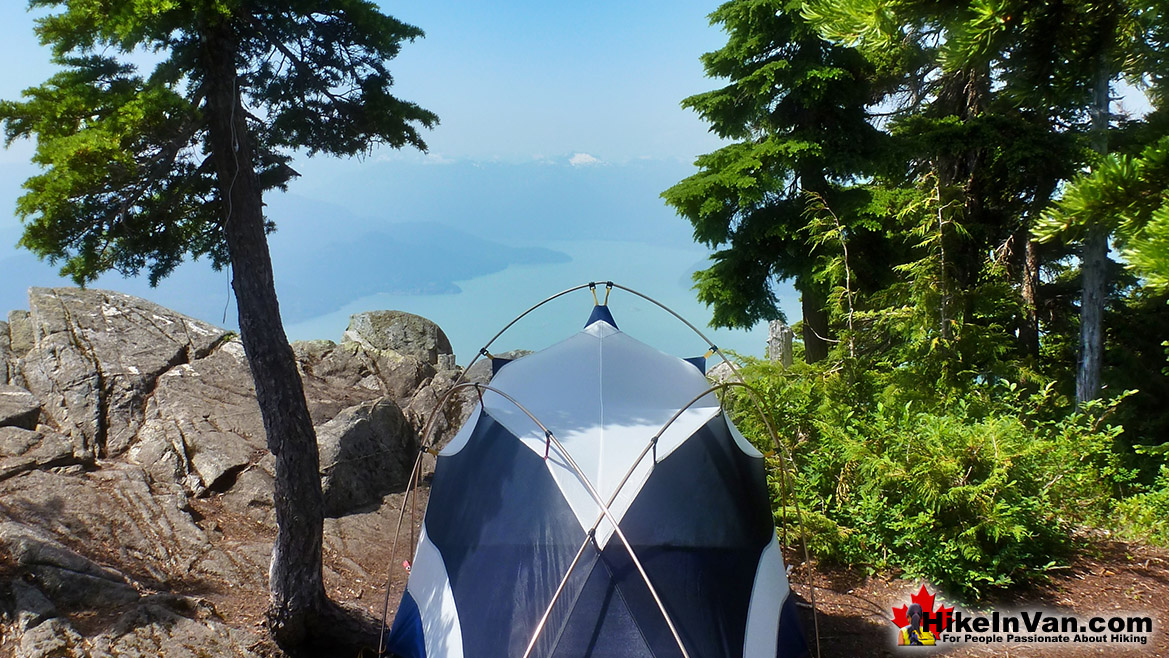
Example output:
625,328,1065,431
1116,465,1169,547
725,359,1136,600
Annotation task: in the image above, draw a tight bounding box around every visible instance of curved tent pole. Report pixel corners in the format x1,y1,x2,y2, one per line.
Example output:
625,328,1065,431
469,383,694,658
523,383,728,658
522,380,816,658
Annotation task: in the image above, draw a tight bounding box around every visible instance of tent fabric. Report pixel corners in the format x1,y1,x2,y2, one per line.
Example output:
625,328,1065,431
385,310,806,658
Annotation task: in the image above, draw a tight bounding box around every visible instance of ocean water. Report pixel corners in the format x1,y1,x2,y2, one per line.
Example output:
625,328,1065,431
284,238,798,365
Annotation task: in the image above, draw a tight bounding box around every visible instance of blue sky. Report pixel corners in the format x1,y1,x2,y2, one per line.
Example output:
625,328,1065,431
378,0,728,163
0,2,792,360
0,1,728,164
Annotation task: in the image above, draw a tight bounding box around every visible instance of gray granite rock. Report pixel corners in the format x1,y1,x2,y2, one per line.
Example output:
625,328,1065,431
89,601,263,658
0,467,242,587
297,338,433,412
10,579,57,632
0,385,40,429
406,368,476,451
130,339,264,495
15,617,88,658
318,397,419,517
0,426,81,481
343,309,454,366
7,309,34,358
0,521,140,610
18,288,229,457
10,598,264,658
0,289,462,655
1,319,10,385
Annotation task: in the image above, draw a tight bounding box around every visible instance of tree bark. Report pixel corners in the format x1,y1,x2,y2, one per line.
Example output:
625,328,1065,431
201,22,328,650
1020,235,1041,360
1078,226,1107,403
800,283,830,363
1078,50,1112,405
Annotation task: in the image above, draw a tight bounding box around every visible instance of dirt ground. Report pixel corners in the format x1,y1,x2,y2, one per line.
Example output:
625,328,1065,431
792,539,1169,657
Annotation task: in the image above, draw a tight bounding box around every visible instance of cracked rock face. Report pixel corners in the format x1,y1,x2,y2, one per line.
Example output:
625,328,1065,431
0,287,461,657
17,288,229,458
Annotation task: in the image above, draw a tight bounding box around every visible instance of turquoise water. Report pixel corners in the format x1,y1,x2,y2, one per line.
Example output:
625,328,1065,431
284,238,798,365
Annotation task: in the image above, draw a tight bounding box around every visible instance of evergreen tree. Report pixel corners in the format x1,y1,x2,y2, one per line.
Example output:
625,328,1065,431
662,0,886,362
800,0,1165,399
0,1,437,652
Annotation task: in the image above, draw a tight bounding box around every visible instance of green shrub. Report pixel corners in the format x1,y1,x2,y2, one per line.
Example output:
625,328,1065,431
1116,465,1169,546
727,359,1135,600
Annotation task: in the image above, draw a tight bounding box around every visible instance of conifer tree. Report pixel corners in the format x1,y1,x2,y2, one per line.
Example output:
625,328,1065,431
663,0,886,362
0,1,437,651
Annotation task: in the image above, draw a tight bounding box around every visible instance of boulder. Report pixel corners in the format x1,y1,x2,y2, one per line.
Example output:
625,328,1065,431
297,338,434,410
343,310,454,367
406,368,476,450
294,339,386,424
18,288,229,458
463,348,532,386
0,385,40,429
317,397,418,517
706,360,739,385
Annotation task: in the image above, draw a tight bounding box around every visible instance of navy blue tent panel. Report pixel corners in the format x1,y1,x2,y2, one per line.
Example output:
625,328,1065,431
550,554,657,658
585,304,618,329
424,415,586,656
385,591,426,658
603,417,773,657
778,595,810,658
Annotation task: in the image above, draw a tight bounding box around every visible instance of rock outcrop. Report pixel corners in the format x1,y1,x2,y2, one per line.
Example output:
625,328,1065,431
0,287,472,658
343,309,454,369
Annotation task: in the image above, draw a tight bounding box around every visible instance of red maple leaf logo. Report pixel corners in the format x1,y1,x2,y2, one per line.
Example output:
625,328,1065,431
891,585,954,630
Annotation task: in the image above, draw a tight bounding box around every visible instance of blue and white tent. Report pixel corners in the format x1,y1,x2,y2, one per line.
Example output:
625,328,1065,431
384,302,807,658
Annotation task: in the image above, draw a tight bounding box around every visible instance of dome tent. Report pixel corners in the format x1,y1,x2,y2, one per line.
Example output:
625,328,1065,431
382,286,808,658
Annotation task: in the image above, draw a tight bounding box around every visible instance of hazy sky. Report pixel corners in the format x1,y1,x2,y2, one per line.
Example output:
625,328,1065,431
380,0,728,163
0,0,732,226
0,2,784,358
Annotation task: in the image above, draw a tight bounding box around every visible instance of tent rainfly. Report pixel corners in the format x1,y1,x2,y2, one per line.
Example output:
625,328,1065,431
383,301,807,658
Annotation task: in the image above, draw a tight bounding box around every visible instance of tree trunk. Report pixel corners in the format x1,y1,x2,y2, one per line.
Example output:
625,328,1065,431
1078,51,1112,405
1020,235,1041,360
798,169,832,364
201,23,327,650
801,283,830,363
1078,226,1107,403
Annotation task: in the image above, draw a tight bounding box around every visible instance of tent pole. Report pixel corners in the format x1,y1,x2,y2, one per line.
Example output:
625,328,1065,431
472,384,693,658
